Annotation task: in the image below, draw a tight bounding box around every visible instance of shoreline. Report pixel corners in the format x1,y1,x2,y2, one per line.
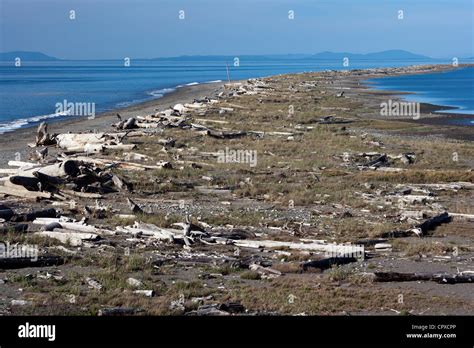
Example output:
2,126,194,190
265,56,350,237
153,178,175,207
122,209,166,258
1,63,473,136
362,65,474,118
0,82,225,165
1,64,473,165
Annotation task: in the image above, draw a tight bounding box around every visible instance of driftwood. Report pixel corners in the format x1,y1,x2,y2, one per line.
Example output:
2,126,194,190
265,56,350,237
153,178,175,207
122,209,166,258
302,257,359,271
61,189,103,199
0,207,15,221
35,230,100,246
114,118,137,130
380,212,451,238
234,239,364,255
0,256,64,269
449,212,474,219
112,174,132,192
0,185,53,200
32,217,100,234
360,154,387,168
206,129,248,139
372,271,474,284
417,212,451,234
0,223,28,233
98,307,143,316
126,198,144,214
10,208,57,222
8,160,41,169
9,176,41,191
19,160,79,178
35,122,56,146
117,222,180,242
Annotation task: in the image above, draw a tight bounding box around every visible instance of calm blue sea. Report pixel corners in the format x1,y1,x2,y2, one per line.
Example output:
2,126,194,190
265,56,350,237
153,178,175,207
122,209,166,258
0,59,473,133
366,66,474,126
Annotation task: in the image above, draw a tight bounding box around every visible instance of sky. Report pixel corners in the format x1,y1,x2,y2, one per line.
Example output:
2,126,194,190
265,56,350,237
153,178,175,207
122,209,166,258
0,0,472,59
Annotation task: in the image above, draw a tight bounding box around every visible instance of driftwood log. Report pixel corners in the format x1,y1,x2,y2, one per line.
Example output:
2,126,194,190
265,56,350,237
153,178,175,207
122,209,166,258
0,256,64,269
302,257,359,271
372,271,474,284
380,212,451,238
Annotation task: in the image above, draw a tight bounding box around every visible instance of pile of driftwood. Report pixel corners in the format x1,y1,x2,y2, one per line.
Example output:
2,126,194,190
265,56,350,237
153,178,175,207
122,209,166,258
337,151,416,171
0,159,131,200
32,122,135,154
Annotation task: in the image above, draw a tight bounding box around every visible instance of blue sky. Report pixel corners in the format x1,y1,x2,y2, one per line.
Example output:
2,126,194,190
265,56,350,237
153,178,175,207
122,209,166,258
0,0,472,59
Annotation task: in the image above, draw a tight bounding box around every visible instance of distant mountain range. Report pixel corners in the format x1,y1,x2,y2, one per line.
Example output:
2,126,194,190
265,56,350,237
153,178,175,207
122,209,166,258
310,50,430,60
0,51,60,61
151,50,432,61
1,49,472,62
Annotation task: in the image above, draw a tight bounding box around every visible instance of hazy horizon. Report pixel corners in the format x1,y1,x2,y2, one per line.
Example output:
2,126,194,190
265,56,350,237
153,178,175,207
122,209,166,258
1,49,464,61
0,0,472,60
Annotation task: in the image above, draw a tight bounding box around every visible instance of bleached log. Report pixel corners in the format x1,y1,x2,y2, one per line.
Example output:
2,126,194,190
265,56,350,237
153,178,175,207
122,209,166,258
116,222,185,242
8,161,41,169
35,122,55,146
68,156,171,171
60,189,102,199
172,103,187,114
118,161,172,171
247,131,295,137
123,152,153,162
376,167,406,172
32,217,98,233
35,229,100,246
0,185,53,200
184,102,206,109
398,195,436,204
448,212,474,219
0,169,19,175
56,133,105,149
406,182,474,191
18,160,79,178
195,118,229,124
103,144,136,151
234,239,364,255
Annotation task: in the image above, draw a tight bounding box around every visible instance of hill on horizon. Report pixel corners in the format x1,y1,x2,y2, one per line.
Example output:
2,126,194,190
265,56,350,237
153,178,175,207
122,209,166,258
0,49,436,62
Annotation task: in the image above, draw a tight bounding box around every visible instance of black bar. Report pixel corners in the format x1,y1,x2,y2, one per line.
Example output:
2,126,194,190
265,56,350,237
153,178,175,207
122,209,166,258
0,316,472,346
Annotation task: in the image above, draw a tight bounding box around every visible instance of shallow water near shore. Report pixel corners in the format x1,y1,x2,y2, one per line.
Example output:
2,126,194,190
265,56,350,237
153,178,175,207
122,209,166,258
366,66,474,126
0,58,461,134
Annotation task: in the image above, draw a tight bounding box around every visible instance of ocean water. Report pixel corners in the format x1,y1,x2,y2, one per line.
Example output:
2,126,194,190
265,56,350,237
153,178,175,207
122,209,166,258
0,59,472,133
366,66,474,126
